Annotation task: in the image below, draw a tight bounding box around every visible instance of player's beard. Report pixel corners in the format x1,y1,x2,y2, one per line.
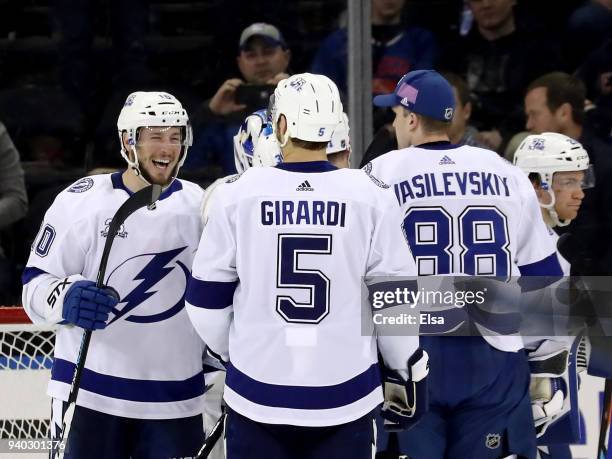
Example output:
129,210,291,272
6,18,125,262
139,160,177,188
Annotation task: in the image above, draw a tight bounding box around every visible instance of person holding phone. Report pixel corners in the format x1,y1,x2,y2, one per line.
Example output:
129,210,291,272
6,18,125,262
186,23,291,175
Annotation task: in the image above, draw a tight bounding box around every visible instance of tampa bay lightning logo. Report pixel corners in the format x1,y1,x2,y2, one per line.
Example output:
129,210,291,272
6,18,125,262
106,246,190,324
528,137,546,151
362,162,390,189
68,178,94,193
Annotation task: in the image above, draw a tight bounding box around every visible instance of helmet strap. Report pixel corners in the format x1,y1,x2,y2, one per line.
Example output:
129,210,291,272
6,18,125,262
539,189,571,227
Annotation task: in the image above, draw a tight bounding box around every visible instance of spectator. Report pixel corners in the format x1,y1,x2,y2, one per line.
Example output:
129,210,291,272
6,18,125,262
442,72,487,148
565,0,612,71
440,0,562,152
311,0,437,98
575,38,612,143
53,0,151,123
524,72,612,275
187,23,291,175
0,122,28,303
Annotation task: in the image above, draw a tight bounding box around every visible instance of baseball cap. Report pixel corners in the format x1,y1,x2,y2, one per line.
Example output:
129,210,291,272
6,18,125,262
373,70,456,122
239,23,286,50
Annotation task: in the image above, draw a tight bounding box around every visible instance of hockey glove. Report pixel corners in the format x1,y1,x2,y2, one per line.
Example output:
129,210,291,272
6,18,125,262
381,347,429,432
62,280,119,330
528,340,571,437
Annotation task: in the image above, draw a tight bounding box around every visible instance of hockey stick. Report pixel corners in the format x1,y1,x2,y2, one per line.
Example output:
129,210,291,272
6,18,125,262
598,378,612,459
195,412,225,459
55,184,162,458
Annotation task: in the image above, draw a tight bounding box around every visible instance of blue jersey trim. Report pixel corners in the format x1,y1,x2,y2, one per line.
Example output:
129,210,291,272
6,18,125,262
518,253,563,277
415,141,460,150
185,276,237,309
51,358,205,402
225,362,381,410
276,161,338,173
518,253,563,291
21,266,49,285
110,172,183,201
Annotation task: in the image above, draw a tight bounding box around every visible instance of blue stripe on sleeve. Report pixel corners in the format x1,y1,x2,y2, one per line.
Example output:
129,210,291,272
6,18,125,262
518,253,563,277
21,267,49,285
185,276,237,309
51,358,205,402
225,362,381,410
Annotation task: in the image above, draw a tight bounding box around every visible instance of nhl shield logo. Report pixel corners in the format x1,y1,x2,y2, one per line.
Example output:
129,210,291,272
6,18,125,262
485,433,501,449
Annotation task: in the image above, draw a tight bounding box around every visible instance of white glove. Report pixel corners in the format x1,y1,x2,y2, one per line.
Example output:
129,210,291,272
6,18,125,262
528,340,571,437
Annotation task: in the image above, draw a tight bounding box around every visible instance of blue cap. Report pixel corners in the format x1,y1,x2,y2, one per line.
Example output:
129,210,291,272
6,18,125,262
373,70,455,122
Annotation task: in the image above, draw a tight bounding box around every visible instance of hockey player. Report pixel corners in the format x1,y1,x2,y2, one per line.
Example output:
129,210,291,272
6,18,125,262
233,109,351,172
514,133,603,458
513,133,593,277
186,73,428,459
21,92,207,458
367,70,564,458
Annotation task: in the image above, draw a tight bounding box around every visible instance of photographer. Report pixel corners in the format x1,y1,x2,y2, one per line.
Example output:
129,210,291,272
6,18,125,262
186,23,291,174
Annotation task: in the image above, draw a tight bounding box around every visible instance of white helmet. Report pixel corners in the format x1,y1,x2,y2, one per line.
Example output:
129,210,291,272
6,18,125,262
233,109,283,173
269,73,343,147
326,112,350,154
117,91,192,186
513,132,593,227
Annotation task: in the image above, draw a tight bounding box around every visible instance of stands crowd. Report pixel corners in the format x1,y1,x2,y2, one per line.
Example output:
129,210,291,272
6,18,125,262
0,0,611,304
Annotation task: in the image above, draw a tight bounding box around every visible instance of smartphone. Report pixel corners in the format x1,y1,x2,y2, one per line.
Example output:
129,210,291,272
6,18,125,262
235,84,275,111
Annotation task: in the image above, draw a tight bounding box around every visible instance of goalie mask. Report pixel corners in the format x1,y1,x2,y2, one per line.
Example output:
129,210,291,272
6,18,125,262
233,109,283,173
117,92,192,187
514,132,593,227
234,108,351,173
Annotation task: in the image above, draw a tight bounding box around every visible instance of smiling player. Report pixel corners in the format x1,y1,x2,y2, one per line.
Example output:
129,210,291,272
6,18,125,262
21,92,208,459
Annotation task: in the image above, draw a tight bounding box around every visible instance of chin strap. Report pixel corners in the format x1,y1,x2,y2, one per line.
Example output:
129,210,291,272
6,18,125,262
539,188,572,228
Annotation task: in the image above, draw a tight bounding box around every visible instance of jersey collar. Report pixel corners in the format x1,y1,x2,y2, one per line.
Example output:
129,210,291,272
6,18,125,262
415,140,460,150
111,172,182,200
275,161,338,173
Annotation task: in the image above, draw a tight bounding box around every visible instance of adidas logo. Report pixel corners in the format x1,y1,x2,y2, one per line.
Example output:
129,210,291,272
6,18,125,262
296,180,314,191
439,155,455,165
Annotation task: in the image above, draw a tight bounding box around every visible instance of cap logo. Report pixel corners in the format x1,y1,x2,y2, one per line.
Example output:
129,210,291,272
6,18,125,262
397,83,418,103
444,108,454,120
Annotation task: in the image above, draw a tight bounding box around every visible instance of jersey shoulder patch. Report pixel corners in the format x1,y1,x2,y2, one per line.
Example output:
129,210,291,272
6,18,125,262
224,173,243,184
362,162,390,189
67,177,94,193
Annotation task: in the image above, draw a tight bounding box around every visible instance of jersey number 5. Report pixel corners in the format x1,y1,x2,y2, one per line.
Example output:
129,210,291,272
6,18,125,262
276,234,332,324
402,206,510,276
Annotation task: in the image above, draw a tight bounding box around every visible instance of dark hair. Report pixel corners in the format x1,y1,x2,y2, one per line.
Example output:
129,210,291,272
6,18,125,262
528,172,541,186
441,72,470,106
291,138,329,150
526,72,586,125
418,113,452,134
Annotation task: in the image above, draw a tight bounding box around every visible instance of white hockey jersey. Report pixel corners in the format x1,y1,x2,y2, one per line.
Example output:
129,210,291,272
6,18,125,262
22,173,206,419
186,161,420,427
367,143,562,352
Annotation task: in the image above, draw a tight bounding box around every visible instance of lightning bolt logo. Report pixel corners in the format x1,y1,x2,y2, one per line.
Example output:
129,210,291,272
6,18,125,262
109,246,187,324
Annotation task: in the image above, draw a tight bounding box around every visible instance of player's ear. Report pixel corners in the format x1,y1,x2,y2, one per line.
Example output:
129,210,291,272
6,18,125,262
408,111,418,129
121,131,130,151
121,132,135,160
277,114,287,137
463,101,472,121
